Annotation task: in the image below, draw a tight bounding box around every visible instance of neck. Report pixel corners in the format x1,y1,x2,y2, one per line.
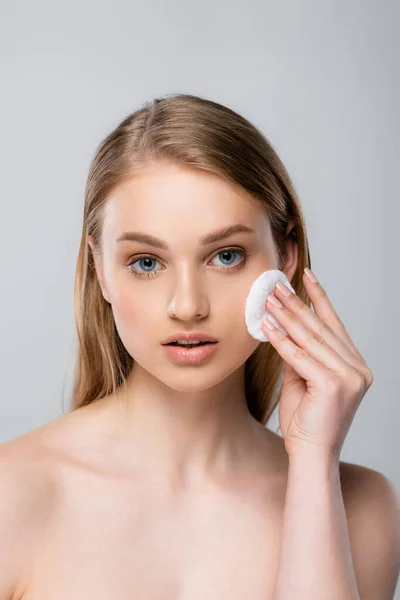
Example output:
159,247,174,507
92,361,265,489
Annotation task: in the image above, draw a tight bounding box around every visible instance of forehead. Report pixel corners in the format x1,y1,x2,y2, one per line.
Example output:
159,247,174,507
102,163,272,246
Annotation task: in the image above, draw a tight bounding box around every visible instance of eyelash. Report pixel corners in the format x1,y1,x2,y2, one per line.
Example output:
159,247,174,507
125,247,250,279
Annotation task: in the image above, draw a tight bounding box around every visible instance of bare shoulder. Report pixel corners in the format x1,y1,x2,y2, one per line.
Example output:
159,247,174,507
338,459,399,519
258,431,400,597
339,460,400,599
0,433,58,600
0,410,105,599
262,444,400,597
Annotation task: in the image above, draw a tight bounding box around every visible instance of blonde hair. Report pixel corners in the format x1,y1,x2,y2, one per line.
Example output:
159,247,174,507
70,93,312,427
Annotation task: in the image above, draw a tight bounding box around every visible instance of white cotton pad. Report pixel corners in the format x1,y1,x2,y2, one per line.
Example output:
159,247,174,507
245,269,296,342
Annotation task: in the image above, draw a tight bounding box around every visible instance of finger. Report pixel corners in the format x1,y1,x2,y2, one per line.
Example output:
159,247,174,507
273,275,368,368
263,316,371,399
261,319,335,389
266,296,371,387
267,290,368,376
301,272,367,365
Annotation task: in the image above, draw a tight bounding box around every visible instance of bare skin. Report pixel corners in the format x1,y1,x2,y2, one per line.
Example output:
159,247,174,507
6,398,290,600
2,162,306,598
1,403,394,600
2,162,398,599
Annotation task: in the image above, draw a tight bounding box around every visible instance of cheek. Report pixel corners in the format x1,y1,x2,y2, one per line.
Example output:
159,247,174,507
105,268,145,320
113,295,140,323
107,270,262,346
220,296,260,351
108,283,153,350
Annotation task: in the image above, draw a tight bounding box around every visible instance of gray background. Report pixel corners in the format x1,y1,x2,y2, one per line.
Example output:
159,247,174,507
1,0,399,594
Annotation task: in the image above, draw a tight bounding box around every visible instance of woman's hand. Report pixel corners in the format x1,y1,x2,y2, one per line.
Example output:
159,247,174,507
262,268,374,463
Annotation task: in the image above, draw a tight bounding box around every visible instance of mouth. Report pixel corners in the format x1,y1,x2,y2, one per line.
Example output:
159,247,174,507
161,340,219,363
161,332,219,345
165,341,218,349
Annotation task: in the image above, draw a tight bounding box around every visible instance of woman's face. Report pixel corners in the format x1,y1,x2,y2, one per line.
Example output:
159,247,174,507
88,161,280,392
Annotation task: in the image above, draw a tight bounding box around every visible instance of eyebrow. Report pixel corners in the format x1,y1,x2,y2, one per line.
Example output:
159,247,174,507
115,224,255,249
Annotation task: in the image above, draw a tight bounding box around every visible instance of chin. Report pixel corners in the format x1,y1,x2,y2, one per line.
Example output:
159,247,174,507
141,353,249,392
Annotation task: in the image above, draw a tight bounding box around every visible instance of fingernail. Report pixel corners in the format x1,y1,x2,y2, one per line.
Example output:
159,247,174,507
267,294,283,308
304,267,318,282
275,281,292,296
263,317,275,331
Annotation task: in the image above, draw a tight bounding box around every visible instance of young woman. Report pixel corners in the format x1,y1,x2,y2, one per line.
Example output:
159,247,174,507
1,94,399,599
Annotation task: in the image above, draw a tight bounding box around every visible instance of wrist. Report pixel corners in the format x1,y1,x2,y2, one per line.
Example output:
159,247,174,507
287,448,340,470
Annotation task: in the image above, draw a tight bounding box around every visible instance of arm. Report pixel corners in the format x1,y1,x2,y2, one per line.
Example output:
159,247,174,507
341,463,400,600
0,447,26,600
0,442,50,600
272,456,400,600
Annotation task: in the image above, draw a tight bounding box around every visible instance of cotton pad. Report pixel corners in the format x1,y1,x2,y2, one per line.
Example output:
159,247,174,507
245,269,296,342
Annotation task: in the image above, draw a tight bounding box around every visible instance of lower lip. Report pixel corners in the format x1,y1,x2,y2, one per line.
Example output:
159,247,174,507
161,342,219,363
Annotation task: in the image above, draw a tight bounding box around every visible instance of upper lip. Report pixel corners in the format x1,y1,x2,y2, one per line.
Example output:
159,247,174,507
161,332,219,345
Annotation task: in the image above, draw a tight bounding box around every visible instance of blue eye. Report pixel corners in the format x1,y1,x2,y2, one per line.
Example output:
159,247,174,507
213,249,243,268
131,256,159,276
126,248,249,278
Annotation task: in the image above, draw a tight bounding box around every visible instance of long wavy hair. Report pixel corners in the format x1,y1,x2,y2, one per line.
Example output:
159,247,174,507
69,93,311,428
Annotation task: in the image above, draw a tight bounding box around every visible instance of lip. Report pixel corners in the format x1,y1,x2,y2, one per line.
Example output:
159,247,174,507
161,331,219,345
161,341,219,363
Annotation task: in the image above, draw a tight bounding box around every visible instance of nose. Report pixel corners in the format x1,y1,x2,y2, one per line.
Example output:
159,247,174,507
167,269,209,321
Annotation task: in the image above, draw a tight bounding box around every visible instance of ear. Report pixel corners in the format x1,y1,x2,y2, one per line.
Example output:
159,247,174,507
281,221,299,284
87,235,111,304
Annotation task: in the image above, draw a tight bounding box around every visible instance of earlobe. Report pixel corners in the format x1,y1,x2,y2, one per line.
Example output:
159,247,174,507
97,273,111,305
96,269,111,305
281,222,299,284
98,277,110,304
87,235,111,304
